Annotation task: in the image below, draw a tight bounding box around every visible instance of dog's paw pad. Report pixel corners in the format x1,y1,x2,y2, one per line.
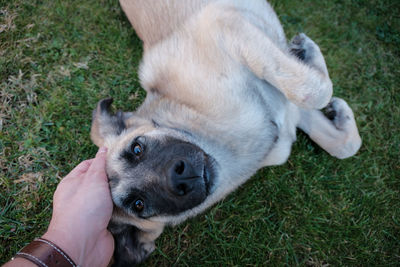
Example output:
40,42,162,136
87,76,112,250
324,97,354,130
289,33,311,61
290,33,308,61
291,47,306,61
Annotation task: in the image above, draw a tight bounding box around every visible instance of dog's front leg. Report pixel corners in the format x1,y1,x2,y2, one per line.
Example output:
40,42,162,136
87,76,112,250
222,18,332,109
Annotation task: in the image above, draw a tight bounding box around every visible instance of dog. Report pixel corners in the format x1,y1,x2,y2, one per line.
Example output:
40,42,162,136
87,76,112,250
90,0,362,266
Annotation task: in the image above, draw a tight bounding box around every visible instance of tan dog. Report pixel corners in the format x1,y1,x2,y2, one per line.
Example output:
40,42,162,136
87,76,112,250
90,1,361,265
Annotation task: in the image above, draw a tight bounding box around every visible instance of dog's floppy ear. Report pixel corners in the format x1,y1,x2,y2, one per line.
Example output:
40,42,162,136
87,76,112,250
108,222,156,267
91,98,127,147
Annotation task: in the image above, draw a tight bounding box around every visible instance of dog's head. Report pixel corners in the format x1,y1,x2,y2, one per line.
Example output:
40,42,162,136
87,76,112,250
91,98,217,225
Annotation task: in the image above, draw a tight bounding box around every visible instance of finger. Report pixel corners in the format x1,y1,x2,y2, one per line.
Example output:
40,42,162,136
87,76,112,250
62,159,94,181
86,147,108,182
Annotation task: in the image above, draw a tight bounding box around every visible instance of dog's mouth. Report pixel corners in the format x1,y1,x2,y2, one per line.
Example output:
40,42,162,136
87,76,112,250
203,153,216,196
203,165,210,195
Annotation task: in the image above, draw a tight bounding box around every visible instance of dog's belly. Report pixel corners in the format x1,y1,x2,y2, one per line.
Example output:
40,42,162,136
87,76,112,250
121,0,286,50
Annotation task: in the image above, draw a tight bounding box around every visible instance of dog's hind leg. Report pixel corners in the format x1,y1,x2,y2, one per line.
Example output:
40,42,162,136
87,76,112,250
298,97,361,159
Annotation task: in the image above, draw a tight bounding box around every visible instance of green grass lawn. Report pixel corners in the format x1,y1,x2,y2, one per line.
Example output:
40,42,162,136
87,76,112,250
1,0,399,265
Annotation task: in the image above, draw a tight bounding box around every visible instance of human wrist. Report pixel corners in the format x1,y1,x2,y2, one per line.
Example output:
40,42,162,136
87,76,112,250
42,229,85,266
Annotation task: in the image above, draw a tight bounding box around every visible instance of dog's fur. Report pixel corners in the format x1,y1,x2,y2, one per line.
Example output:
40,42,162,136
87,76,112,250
90,0,361,266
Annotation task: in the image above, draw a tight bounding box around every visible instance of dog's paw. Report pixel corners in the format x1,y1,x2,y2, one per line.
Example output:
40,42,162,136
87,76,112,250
323,97,362,159
289,33,329,77
290,33,308,61
324,97,355,131
290,33,314,62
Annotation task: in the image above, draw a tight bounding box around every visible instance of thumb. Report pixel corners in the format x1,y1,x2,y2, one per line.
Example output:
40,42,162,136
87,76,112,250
86,147,108,181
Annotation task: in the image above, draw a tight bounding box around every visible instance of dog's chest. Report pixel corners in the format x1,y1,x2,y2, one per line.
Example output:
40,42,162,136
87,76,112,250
138,21,288,166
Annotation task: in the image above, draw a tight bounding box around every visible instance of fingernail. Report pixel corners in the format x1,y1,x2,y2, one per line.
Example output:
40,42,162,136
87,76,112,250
98,147,108,153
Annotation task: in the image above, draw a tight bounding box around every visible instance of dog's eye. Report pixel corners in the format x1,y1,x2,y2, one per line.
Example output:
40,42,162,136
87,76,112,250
134,199,144,212
131,142,143,156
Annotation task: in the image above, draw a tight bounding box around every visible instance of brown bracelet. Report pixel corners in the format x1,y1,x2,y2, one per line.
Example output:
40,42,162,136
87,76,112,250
13,238,79,267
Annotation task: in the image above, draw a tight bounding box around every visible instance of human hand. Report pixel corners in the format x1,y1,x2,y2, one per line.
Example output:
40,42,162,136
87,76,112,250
42,147,114,267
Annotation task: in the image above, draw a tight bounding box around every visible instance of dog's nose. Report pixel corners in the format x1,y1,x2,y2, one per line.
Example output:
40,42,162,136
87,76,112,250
167,159,202,196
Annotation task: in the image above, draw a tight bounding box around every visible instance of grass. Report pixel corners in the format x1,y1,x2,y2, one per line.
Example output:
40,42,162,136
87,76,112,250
1,0,399,265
